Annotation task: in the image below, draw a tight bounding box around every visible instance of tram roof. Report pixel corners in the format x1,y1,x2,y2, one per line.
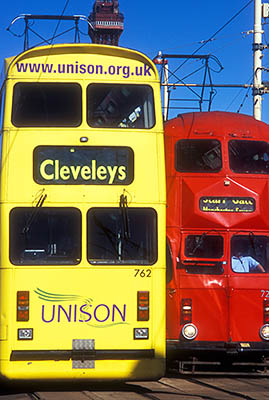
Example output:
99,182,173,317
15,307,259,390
164,111,269,139
4,43,159,80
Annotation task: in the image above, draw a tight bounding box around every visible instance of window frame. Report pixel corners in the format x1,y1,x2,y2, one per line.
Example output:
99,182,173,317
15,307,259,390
86,83,156,129
178,233,225,275
9,207,82,265
228,139,269,174
231,234,269,274
87,207,158,265
175,139,222,173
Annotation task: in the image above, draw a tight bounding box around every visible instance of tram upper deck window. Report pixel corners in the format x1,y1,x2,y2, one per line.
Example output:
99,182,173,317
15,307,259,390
9,207,81,265
12,83,82,127
229,140,269,174
87,84,155,129
180,234,224,274
231,235,269,273
87,208,157,265
175,139,222,172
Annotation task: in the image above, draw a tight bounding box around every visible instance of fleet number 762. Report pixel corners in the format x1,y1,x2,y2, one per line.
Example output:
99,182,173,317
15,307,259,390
134,269,152,278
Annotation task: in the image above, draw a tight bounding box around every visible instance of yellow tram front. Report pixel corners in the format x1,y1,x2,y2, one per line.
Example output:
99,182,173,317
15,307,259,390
0,44,166,381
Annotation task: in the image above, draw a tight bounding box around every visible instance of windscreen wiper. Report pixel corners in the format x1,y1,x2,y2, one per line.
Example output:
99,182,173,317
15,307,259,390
22,193,47,235
119,193,130,240
190,233,206,256
119,194,141,253
91,214,119,257
248,232,257,258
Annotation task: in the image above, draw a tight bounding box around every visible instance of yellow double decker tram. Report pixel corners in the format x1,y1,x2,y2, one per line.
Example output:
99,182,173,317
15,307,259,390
0,44,166,382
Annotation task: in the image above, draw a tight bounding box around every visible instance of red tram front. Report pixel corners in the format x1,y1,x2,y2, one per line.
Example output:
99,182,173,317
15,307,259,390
165,111,269,371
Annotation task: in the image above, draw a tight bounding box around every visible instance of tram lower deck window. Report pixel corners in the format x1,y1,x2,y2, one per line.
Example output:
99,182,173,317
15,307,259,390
12,83,82,127
87,208,157,264
9,207,81,265
87,84,155,129
231,235,269,273
185,234,223,258
181,234,224,274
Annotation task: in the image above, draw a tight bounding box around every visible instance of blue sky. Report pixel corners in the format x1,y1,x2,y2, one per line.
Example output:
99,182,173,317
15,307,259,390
1,0,268,122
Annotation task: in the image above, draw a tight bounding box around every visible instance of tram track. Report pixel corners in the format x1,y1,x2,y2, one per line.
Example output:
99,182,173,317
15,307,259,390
1,374,269,400
178,377,259,400
27,394,42,400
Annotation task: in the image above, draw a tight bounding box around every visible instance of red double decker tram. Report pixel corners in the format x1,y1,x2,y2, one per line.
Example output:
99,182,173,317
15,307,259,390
165,111,269,372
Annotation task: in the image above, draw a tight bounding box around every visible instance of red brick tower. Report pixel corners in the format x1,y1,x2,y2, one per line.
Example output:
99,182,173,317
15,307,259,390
88,0,124,45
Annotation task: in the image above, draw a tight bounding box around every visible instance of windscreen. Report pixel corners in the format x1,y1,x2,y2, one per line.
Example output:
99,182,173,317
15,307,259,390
175,139,222,172
87,84,155,128
229,140,269,174
180,234,224,275
87,207,157,264
185,234,223,258
12,82,82,127
231,235,269,273
10,207,81,265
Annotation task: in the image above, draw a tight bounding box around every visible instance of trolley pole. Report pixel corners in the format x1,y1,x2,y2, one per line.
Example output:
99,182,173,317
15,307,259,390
153,52,169,121
163,60,169,122
253,0,263,120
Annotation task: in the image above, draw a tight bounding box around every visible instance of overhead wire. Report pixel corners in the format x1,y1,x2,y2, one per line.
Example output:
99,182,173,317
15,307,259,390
172,0,254,81
28,27,77,49
0,0,74,187
208,34,248,59
35,0,72,81
237,84,252,113
224,75,253,112
49,0,71,44
162,0,255,114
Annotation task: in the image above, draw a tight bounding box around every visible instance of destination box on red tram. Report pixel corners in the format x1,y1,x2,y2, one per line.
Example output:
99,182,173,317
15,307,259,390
199,196,256,213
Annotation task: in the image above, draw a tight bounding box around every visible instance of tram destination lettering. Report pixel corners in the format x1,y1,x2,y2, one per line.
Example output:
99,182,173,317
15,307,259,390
33,146,134,185
199,196,256,213
15,61,152,79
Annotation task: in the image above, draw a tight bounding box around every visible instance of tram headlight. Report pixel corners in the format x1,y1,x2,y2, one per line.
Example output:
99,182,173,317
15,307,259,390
260,324,269,341
181,323,198,340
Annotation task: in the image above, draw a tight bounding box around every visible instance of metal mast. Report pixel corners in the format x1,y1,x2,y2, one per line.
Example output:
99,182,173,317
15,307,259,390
253,0,263,120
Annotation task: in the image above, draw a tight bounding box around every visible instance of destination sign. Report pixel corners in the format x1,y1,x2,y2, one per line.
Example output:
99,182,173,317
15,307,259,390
199,196,256,213
33,146,134,185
